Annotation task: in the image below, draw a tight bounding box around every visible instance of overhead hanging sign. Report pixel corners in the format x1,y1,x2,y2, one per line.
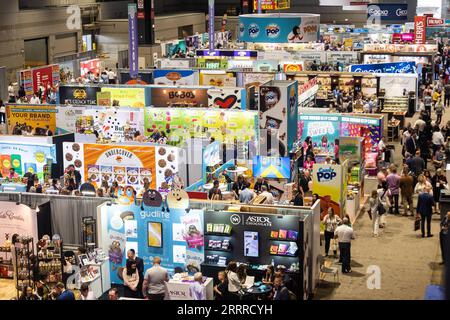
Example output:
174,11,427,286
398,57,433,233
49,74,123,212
350,61,416,74
253,0,290,11
128,4,139,79
414,16,427,44
426,17,445,26
367,3,408,21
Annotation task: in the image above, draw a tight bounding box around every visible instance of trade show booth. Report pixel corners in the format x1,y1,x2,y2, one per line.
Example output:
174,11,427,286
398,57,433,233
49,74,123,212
96,196,321,300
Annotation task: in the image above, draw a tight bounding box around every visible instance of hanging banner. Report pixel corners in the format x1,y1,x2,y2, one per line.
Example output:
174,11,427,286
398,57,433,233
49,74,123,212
366,3,408,21
426,17,444,27
238,13,320,43
414,16,427,44
6,105,57,135
350,61,416,73
208,0,215,51
128,4,139,79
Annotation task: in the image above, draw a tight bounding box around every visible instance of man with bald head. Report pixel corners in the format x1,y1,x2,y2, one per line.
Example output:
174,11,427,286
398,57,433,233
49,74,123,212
417,186,435,238
142,256,169,300
334,218,355,274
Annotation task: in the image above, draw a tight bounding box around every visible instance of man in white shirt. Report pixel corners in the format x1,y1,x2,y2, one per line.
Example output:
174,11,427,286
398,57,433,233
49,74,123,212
108,68,116,84
432,128,445,153
260,185,274,204
414,116,426,132
8,83,15,102
30,92,41,104
378,136,386,150
334,218,355,273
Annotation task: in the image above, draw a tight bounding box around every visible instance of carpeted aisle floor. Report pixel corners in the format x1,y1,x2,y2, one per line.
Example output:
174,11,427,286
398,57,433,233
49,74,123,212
314,108,446,300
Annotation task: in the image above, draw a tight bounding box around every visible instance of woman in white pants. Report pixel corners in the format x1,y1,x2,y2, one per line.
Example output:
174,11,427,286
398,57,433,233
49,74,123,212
368,190,381,237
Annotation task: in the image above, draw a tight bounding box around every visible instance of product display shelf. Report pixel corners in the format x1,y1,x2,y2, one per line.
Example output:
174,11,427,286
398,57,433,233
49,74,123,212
269,253,298,257
0,247,13,279
205,232,232,237
15,237,34,297
269,238,297,242
205,247,232,252
36,239,63,288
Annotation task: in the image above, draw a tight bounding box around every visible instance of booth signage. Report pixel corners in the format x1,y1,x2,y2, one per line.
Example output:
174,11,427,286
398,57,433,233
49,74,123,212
58,86,100,105
427,17,444,26
238,14,320,43
150,88,208,107
195,49,257,58
6,105,57,135
367,3,408,21
80,59,101,78
153,70,197,86
414,16,427,44
298,78,318,95
350,61,416,74
32,65,53,94
363,43,437,53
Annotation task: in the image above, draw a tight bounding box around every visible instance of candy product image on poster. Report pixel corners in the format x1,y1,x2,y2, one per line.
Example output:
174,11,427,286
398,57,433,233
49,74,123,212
87,165,100,182
142,189,163,207
125,220,138,238
172,223,185,242
181,212,204,249
173,245,187,264
207,88,243,109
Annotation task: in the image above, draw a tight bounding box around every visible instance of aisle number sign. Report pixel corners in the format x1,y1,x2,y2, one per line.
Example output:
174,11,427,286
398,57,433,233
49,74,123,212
253,0,290,11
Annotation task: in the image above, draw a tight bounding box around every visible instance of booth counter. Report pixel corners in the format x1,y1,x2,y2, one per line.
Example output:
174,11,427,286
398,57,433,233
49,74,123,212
166,276,214,300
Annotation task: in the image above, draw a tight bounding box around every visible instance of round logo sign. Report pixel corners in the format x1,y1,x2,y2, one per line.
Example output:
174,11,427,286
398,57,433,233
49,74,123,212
265,24,280,38
230,214,241,225
248,23,260,38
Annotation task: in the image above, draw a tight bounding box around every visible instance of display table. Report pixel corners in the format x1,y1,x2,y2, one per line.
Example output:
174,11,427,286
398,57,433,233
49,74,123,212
346,191,361,224
387,120,400,142
242,283,273,300
0,183,27,192
165,277,214,300
226,166,249,179
80,258,110,299
203,183,228,192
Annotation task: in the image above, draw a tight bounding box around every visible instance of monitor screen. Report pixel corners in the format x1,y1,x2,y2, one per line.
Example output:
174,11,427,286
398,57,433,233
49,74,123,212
148,222,163,248
244,231,259,257
252,156,291,179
